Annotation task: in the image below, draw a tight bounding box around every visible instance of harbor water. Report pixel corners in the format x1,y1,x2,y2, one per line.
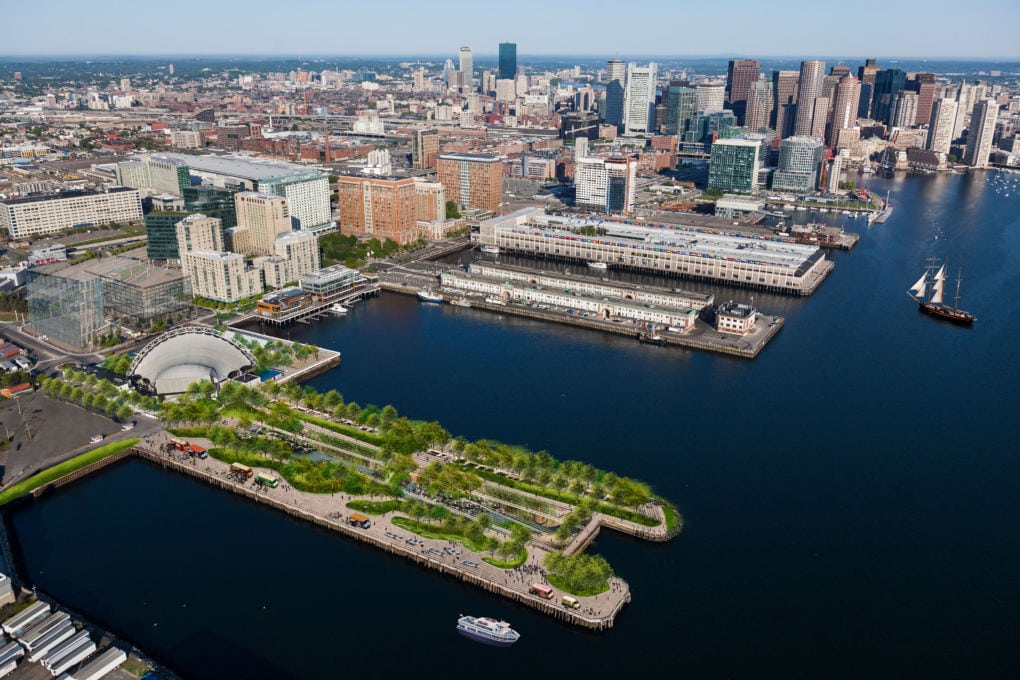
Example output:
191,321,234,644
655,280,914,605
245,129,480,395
9,171,1020,678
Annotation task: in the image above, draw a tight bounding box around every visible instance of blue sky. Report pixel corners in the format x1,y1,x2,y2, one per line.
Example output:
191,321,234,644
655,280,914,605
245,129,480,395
5,0,1019,58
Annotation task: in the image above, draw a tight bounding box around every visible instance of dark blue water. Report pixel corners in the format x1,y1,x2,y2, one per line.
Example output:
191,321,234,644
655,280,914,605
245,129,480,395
10,171,1020,678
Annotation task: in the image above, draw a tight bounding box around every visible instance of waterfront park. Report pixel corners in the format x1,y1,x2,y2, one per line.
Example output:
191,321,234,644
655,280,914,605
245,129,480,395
3,369,681,604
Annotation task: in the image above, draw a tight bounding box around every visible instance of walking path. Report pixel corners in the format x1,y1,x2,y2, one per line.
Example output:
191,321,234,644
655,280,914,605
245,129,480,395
136,433,631,628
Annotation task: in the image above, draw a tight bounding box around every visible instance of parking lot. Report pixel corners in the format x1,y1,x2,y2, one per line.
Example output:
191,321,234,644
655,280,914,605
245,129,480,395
0,391,154,487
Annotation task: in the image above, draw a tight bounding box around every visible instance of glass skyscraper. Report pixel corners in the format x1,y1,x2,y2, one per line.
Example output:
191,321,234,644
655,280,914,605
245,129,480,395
498,42,517,80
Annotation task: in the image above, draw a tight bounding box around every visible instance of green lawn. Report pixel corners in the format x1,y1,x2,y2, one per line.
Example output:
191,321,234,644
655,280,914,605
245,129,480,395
546,572,609,598
346,499,405,515
0,438,140,506
391,516,488,552
482,551,527,569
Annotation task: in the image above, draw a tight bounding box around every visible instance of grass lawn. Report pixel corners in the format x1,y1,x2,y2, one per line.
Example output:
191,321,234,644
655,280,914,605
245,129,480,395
120,656,151,677
662,503,681,533
0,438,140,506
346,499,405,515
482,551,527,569
391,516,488,552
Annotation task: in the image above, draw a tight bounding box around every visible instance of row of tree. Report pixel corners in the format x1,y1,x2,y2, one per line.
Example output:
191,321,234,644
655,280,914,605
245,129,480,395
450,438,652,508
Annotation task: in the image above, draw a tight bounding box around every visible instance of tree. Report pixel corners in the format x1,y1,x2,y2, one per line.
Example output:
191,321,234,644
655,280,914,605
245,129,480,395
445,201,461,219
428,504,451,525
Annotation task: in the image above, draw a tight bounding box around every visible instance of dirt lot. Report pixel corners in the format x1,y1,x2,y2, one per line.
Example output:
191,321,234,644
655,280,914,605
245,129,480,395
0,392,117,486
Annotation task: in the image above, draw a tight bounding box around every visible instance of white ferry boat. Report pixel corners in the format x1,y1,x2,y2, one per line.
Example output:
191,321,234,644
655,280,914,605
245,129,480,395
330,303,348,315
456,615,520,646
480,245,500,255
417,290,444,303
587,261,608,269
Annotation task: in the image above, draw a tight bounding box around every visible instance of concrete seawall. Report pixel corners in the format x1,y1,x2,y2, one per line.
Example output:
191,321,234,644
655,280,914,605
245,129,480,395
131,447,630,630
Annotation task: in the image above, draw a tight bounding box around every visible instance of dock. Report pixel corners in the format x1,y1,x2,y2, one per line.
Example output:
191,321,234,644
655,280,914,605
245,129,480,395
126,442,631,630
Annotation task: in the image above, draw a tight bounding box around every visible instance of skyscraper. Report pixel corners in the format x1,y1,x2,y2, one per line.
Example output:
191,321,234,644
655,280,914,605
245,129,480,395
606,59,626,84
952,82,976,141
459,46,473,91
234,192,291,257
926,98,958,154
772,137,826,193
603,59,627,128
794,60,825,137
891,91,918,129
436,153,503,212
810,97,829,141
498,42,517,80
744,77,774,133
872,68,907,125
623,62,657,135
963,99,997,167
772,70,800,139
726,59,760,125
411,129,439,169
907,73,937,127
829,75,861,147
664,81,698,136
856,59,880,118
696,82,726,112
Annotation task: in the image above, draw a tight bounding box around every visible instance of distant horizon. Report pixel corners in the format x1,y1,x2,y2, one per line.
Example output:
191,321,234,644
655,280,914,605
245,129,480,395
5,0,1019,60
1,53,1019,60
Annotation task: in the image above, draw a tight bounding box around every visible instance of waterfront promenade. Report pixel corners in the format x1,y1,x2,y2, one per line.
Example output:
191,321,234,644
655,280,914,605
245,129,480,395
132,434,632,630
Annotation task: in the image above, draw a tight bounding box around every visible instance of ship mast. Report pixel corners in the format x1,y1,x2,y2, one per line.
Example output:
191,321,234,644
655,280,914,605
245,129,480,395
954,268,963,312
924,256,939,303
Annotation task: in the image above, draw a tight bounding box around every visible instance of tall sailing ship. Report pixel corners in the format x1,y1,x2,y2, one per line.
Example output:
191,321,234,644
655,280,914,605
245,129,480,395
908,258,975,325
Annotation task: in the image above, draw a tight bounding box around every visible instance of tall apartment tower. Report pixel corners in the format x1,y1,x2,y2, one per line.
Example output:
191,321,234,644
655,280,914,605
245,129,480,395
234,192,291,257
828,75,861,147
794,60,826,137
458,46,473,91
926,98,959,154
498,42,517,80
963,99,997,167
623,62,657,135
436,153,503,213
412,128,440,169
726,59,760,125
772,70,800,139
175,214,224,254
857,59,881,118
744,76,774,133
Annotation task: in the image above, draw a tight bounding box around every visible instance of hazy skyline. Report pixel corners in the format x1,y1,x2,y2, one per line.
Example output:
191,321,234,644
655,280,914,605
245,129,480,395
5,0,1020,59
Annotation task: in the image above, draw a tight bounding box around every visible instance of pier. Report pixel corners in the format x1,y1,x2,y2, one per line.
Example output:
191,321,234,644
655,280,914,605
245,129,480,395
125,441,631,630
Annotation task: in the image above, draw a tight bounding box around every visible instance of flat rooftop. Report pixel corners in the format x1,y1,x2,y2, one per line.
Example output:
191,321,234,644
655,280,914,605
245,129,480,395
300,264,359,284
495,211,821,271
0,186,137,206
152,152,324,182
39,253,184,288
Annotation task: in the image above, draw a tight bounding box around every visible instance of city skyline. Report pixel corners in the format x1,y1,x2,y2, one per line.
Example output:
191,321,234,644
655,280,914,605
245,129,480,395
4,0,1020,59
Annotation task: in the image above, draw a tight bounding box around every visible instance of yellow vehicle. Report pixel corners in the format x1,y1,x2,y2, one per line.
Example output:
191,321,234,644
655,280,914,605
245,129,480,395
561,596,580,609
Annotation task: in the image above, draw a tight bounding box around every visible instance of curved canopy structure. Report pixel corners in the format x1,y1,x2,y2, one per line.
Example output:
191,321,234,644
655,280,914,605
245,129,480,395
129,327,257,396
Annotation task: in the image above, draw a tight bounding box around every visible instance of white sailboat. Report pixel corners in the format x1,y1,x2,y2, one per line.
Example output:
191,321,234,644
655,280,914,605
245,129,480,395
907,258,975,324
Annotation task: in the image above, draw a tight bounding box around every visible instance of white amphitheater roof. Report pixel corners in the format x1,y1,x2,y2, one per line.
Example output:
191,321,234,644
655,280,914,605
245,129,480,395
129,327,256,396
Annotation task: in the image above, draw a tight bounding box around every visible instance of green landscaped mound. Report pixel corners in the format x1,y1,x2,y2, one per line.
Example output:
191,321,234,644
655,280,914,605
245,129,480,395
0,438,140,506
544,552,614,597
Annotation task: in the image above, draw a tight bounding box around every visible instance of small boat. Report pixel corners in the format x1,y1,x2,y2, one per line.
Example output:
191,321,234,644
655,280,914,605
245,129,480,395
90,434,104,443
587,261,607,269
451,298,472,308
782,204,795,211
637,333,667,345
417,290,444,303
456,615,520,646
480,244,500,255
907,258,975,325
330,303,348,315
